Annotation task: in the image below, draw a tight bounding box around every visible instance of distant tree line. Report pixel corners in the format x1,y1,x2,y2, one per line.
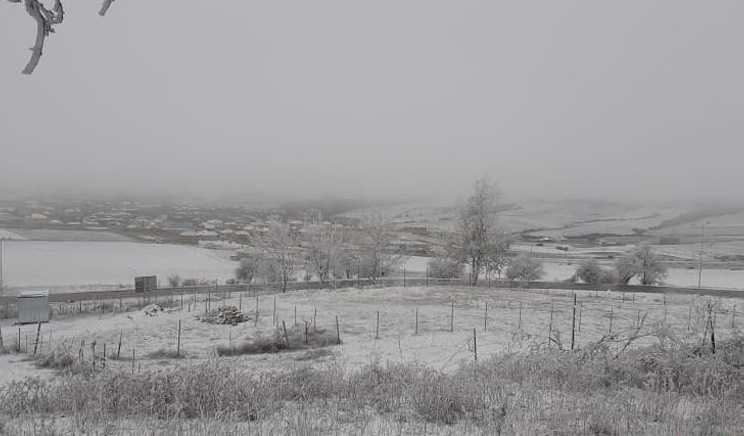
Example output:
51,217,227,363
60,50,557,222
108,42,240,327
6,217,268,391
225,176,670,291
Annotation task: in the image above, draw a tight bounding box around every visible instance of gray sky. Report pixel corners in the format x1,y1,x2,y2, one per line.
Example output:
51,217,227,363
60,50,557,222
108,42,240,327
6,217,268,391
1,1,743,204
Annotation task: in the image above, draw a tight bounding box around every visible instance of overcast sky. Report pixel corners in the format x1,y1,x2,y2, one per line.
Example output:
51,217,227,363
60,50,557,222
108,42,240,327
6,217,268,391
1,1,743,204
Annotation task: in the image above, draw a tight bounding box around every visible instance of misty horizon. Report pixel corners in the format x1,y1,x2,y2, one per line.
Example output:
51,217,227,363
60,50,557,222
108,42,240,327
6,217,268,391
2,1,744,204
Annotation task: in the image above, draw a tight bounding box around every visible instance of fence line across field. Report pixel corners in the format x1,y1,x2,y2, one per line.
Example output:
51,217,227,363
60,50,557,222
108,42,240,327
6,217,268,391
2,273,744,320
1,293,732,376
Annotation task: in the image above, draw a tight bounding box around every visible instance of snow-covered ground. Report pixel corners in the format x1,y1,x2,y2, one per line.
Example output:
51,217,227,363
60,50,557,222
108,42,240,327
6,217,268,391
0,229,26,240
1,241,237,291
1,285,739,386
0,354,55,386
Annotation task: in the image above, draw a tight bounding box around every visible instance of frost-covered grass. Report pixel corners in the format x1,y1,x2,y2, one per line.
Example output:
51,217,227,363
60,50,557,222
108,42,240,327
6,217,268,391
2,285,742,383
1,336,743,435
2,285,743,434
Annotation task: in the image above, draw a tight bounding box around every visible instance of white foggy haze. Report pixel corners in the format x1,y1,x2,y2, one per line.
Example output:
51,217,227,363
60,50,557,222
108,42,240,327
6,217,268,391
1,1,743,204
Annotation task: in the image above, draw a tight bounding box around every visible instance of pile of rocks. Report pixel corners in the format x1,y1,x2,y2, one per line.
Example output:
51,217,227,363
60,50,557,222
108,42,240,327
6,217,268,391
142,304,163,316
198,306,251,326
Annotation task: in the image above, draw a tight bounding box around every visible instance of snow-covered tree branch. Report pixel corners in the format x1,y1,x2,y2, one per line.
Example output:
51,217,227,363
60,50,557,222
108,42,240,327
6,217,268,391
7,0,117,75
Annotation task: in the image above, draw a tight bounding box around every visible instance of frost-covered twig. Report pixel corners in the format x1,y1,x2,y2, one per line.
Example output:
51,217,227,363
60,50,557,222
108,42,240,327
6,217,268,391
8,0,118,74
21,0,64,75
99,0,114,16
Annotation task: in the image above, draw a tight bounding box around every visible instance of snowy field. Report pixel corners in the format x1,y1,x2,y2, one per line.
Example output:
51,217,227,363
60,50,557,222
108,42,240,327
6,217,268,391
1,241,237,292
0,285,739,386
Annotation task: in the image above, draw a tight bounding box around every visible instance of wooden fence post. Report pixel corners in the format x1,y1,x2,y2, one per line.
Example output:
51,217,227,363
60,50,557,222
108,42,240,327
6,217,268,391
548,303,553,347
473,328,477,362
33,321,42,355
102,343,106,369
273,298,277,326
304,321,309,344
484,302,488,332
415,308,419,335
239,293,243,311
313,308,317,332
335,316,341,344
519,301,523,331
709,305,716,354
117,330,123,358
571,293,577,350
176,320,182,358
375,311,380,340
294,306,297,326
733,304,737,329
450,302,454,333
0,325,4,350
609,307,614,334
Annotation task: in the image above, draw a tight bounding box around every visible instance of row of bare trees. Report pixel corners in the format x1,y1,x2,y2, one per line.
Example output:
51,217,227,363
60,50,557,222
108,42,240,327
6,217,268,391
233,214,405,292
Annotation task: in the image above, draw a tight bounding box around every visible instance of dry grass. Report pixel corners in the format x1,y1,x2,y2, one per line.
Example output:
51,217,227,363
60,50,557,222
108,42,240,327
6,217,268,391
1,334,743,435
216,324,339,356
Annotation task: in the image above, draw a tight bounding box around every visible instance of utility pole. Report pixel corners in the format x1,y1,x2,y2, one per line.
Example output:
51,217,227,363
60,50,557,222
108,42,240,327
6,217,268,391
698,222,709,290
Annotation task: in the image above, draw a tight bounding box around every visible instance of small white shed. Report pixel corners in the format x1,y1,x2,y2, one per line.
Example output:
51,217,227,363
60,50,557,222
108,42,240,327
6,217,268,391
18,290,51,324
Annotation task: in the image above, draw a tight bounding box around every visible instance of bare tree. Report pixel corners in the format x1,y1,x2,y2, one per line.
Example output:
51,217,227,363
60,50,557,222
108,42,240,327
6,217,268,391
615,243,667,285
7,0,117,75
256,220,298,292
575,259,603,284
506,253,544,284
303,224,344,286
357,214,404,281
426,256,464,279
234,258,258,284
167,274,181,288
255,258,283,284
452,176,509,285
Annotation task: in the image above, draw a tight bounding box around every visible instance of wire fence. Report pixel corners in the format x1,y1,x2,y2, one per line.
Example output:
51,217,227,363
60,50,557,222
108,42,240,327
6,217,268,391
1,284,736,378
2,273,743,320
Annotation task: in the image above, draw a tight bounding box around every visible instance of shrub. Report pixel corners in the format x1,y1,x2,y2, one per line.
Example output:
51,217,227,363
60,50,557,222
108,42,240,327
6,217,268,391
426,257,464,279
235,258,257,283
506,254,544,283
575,259,616,284
167,274,181,288
575,259,603,284
216,324,338,356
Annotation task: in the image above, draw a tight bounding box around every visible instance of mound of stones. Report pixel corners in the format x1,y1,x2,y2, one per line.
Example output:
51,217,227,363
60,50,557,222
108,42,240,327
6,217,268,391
142,304,164,316
198,306,251,326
